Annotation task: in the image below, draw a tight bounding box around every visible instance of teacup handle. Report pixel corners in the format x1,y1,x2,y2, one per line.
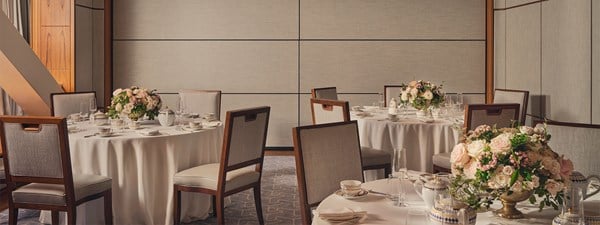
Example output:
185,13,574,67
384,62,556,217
585,175,600,199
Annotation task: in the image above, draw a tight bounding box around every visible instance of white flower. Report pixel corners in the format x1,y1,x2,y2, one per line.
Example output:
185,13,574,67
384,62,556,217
519,126,534,135
494,174,510,188
467,140,486,157
545,179,563,196
450,143,470,167
113,88,123,96
463,160,479,179
115,103,122,112
410,88,418,96
489,133,513,154
422,90,433,100
502,165,514,176
401,91,408,101
511,181,523,191
542,157,561,177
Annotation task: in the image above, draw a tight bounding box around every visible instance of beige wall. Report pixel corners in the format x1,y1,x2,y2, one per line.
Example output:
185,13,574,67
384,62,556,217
114,0,486,146
75,0,105,106
494,0,599,124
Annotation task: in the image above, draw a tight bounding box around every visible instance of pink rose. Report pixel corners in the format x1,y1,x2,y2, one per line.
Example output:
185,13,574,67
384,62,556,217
450,143,470,167
542,157,561,178
463,160,479,179
502,165,514,176
489,133,512,154
560,157,574,179
467,140,486,157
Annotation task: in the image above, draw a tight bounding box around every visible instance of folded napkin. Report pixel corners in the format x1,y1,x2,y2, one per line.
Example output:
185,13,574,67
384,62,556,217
353,112,372,118
316,207,367,222
204,121,223,127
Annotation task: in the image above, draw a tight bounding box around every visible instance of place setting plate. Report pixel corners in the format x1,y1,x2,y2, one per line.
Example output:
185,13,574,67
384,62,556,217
335,189,369,200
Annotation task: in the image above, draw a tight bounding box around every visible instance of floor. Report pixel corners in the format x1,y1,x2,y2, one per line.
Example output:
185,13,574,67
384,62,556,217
0,155,302,225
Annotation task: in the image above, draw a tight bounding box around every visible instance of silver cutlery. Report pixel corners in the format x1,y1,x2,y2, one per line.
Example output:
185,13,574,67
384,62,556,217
83,133,98,138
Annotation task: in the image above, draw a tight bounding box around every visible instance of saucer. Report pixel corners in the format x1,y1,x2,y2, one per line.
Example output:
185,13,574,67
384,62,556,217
335,189,369,200
183,126,203,131
139,129,160,136
98,132,114,137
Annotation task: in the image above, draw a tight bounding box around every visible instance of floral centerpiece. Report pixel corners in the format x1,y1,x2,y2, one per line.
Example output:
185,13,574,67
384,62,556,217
399,80,445,111
449,124,573,218
107,86,162,121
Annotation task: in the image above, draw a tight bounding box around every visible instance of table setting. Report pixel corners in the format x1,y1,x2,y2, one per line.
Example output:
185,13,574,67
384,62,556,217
313,121,600,225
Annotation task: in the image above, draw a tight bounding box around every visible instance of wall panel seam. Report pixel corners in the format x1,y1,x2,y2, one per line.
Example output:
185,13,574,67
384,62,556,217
112,39,486,42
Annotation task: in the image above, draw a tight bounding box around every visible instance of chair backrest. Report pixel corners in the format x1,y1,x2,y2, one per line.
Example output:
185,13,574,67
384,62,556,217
465,103,520,131
178,90,222,119
310,98,350,125
384,85,403,107
293,121,364,224
542,121,600,177
51,92,96,117
493,89,529,125
219,106,270,177
311,87,338,100
0,116,75,201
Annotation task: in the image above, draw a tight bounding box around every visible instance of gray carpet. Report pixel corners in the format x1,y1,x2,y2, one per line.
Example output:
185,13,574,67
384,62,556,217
0,156,302,225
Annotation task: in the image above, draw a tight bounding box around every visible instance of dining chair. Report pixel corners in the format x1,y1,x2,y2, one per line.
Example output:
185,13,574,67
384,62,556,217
293,121,365,224
0,116,113,225
464,103,520,131
542,120,600,177
173,106,270,225
178,90,222,119
432,103,520,173
493,89,529,125
311,87,338,100
310,98,392,177
50,91,96,117
384,85,403,107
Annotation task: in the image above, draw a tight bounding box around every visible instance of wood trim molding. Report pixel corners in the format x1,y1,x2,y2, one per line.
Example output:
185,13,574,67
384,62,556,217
485,0,494,104
104,0,113,108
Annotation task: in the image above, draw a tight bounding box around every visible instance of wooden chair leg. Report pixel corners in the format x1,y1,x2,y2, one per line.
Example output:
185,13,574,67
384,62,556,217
384,164,392,178
173,187,181,225
67,206,77,225
211,195,217,217
8,207,18,225
253,185,265,225
104,190,113,225
51,210,59,225
215,194,225,225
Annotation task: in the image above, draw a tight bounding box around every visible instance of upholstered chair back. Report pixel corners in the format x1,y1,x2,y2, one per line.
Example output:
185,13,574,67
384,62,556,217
384,85,403,107
544,121,600,176
493,89,529,125
293,121,364,224
0,117,73,185
310,98,350,125
311,87,338,100
223,107,270,168
465,103,520,131
51,92,96,117
178,90,222,119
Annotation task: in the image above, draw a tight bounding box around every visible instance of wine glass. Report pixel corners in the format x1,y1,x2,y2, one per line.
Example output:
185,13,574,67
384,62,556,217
89,98,97,114
392,146,407,176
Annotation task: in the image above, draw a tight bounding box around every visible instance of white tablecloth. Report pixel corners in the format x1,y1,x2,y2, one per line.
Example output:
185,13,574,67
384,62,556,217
314,178,595,225
352,108,461,174
40,120,223,225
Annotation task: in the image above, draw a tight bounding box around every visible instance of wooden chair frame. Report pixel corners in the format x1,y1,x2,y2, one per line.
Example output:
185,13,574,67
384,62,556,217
309,98,350,125
494,89,529,125
383,85,404,107
0,116,112,225
178,90,223,120
173,106,270,225
464,103,520,131
310,87,337,100
50,91,97,116
292,121,365,224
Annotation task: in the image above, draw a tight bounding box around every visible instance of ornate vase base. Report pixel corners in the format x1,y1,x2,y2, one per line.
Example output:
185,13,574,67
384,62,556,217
494,190,533,219
494,206,525,219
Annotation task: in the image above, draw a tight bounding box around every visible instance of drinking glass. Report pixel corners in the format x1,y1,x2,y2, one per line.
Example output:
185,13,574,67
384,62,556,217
89,98,97,114
79,102,88,118
378,93,385,109
562,187,586,225
406,209,428,225
456,93,464,112
392,146,407,176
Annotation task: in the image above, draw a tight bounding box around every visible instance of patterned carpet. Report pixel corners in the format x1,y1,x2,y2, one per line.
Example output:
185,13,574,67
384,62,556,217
0,156,302,225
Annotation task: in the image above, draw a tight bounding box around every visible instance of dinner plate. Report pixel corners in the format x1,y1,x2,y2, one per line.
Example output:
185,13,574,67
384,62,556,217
182,126,203,131
335,189,369,200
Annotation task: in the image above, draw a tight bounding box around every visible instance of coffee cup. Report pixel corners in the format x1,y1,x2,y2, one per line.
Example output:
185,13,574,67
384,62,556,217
340,180,362,196
128,121,141,130
388,113,399,122
98,127,111,136
70,114,81,122
204,113,216,121
189,121,202,129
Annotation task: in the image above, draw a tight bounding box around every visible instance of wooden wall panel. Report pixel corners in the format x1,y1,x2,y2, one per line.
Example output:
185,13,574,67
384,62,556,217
39,27,71,69
39,0,70,26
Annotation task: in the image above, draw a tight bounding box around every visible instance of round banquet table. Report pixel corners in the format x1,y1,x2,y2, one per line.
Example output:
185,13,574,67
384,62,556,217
313,177,595,225
351,108,462,175
39,119,224,225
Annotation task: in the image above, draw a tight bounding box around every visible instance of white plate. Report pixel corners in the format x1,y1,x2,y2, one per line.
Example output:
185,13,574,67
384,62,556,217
335,189,369,200
139,129,160,136
182,126,203,131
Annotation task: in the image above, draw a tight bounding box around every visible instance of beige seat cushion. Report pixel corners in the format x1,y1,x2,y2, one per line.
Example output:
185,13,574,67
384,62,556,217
361,147,391,167
432,152,452,169
12,174,111,206
173,163,260,192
